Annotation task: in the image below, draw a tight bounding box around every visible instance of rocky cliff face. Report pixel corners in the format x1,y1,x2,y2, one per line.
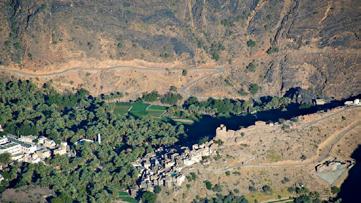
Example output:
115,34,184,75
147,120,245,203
0,0,360,99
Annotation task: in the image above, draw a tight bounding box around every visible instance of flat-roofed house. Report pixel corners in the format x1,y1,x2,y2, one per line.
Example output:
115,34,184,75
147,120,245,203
0,139,23,161
0,135,37,161
7,136,37,154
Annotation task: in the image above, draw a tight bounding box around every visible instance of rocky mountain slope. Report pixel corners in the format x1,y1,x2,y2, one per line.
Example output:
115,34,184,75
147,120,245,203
0,0,360,99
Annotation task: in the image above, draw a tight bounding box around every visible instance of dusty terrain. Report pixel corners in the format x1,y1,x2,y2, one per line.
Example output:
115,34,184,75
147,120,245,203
0,185,53,203
0,0,360,99
158,106,361,202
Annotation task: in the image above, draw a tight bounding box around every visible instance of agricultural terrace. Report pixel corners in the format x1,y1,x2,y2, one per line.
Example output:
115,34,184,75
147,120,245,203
110,102,167,118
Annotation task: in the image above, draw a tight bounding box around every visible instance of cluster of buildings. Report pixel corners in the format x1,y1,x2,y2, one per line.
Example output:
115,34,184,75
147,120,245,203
0,134,68,164
132,141,215,192
344,98,361,106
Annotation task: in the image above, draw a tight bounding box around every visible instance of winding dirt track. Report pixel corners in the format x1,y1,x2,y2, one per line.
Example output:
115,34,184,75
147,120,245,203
0,65,225,95
0,65,224,77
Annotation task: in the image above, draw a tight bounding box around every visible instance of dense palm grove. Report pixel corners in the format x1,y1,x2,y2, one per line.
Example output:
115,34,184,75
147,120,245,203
0,80,185,202
0,80,311,202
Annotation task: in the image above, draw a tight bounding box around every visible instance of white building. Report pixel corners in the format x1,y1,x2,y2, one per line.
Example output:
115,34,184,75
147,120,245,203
0,141,23,160
75,139,94,145
98,134,101,144
344,99,361,106
0,135,37,161
0,134,65,163
355,99,360,105
314,99,326,105
7,136,37,154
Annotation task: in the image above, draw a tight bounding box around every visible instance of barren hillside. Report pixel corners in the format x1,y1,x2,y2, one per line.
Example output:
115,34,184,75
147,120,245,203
0,0,360,99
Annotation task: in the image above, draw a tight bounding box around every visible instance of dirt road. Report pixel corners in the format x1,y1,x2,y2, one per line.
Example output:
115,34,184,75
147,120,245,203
0,65,225,96
0,65,224,78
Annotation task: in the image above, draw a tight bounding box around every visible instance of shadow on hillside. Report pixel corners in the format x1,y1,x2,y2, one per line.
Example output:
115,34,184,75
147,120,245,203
179,93,361,147
337,145,361,202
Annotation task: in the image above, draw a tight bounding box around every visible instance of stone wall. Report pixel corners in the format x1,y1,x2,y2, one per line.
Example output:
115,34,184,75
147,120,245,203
215,121,268,144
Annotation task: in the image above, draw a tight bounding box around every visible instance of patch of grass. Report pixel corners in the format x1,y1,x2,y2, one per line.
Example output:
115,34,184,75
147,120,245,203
131,102,149,111
266,150,281,162
147,105,167,111
112,102,132,116
245,189,292,203
146,105,167,118
119,192,137,203
129,102,149,117
147,110,165,117
111,102,168,118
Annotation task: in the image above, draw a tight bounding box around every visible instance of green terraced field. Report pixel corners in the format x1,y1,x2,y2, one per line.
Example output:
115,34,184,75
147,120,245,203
129,102,150,117
147,110,165,117
112,102,132,116
111,102,167,118
147,105,168,111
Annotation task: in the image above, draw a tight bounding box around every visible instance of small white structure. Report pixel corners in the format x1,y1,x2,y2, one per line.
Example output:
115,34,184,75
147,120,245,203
75,139,94,145
345,99,361,106
344,101,353,105
98,134,101,144
0,174,4,182
0,125,3,132
355,99,360,105
314,99,326,105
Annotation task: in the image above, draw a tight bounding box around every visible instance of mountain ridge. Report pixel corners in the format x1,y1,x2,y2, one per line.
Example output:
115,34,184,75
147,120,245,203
0,0,360,99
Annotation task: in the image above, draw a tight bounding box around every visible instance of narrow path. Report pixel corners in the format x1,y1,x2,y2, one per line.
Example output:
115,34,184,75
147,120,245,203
297,107,347,128
0,65,223,78
0,65,225,95
178,67,224,95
